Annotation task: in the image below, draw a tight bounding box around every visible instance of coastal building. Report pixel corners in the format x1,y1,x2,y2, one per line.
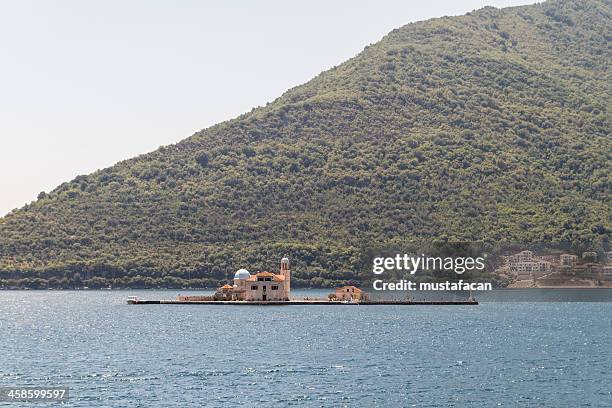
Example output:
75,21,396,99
332,286,368,301
560,254,578,267
513,250,533,263
574,263,602,280
509,256,552,280
213,256,291,301
498,249,612,287
513,260,552,274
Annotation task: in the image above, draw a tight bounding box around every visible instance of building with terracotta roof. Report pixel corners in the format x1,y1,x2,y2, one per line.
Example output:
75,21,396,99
214,257,291,301
333,286,367,301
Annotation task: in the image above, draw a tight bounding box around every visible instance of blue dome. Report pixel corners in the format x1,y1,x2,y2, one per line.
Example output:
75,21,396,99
234,269,251,280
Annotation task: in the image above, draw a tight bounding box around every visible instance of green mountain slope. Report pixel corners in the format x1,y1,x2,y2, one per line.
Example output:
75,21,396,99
1,0,610,288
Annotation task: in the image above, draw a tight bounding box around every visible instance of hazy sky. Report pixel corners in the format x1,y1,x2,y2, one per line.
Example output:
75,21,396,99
0,0,535,216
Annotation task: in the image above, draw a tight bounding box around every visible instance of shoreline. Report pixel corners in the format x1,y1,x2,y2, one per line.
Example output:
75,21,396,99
127,299,479,306
3,286,612,291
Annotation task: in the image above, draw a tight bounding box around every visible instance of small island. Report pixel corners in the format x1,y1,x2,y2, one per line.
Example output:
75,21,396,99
127,256,478,306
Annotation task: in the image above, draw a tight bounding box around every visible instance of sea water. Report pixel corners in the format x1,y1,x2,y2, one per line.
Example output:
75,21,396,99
1,290,611,407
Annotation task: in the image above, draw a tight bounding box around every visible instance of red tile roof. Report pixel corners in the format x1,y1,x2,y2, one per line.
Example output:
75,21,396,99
255,271,275,277
336,285,362,293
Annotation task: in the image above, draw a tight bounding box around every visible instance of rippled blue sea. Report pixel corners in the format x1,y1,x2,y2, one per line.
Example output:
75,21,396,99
1,289,611,407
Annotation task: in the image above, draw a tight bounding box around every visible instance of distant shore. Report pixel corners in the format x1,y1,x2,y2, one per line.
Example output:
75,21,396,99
507,281,612,289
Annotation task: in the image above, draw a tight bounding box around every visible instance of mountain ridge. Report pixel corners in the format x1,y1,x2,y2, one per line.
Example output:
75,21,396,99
1,0,610,288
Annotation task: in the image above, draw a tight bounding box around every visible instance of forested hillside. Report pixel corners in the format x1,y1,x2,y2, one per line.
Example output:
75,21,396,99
1,0,610,288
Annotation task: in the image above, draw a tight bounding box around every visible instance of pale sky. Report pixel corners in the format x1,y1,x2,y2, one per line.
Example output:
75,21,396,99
0,0,535,216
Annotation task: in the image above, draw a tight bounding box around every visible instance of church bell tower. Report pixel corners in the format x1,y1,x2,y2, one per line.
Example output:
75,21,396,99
280,256,290,299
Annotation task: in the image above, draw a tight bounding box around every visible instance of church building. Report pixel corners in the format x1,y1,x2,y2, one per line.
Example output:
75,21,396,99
214,257,291,301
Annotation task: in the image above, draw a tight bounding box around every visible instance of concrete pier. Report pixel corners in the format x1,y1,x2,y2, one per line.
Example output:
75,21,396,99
127,299,478,306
